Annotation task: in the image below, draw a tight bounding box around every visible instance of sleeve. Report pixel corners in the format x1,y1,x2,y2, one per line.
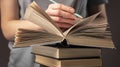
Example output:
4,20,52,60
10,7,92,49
88,0,108,6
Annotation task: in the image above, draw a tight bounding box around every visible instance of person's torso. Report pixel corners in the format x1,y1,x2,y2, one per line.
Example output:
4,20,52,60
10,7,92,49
18,0,88,18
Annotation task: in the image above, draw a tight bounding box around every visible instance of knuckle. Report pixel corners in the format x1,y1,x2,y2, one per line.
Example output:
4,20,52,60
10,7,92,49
56,17,61,21
56,4,62,9
56,10,61,15
45,9,49,13
45,9,51,14
65,13,71,17
48,4,54,8
68,7,75,13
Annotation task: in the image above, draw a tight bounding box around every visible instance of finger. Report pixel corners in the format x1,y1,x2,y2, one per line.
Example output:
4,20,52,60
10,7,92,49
49,4,75,14
61,28,67,32
55,22,73,29
46,9,77,19
50,16,75,25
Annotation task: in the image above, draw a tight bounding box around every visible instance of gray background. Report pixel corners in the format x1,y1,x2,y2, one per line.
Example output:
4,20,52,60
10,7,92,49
0,0,120,67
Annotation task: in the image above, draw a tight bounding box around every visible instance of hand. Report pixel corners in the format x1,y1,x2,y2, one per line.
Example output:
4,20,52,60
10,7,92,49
45,4,77,31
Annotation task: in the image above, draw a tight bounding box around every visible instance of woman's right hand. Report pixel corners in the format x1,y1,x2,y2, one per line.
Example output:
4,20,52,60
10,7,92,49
45,4,77,31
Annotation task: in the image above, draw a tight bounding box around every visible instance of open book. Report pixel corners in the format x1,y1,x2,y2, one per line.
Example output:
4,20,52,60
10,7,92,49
14,1,114,48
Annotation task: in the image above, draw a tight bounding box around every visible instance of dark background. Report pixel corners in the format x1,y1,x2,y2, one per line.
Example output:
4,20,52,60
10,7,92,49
102,0,120,67
0,0,120,67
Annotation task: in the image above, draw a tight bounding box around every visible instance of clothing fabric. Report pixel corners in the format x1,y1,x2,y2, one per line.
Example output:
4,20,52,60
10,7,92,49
8,0,108,67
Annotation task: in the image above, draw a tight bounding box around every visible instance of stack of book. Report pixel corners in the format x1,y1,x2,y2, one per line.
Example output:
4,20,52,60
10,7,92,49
32,45,102,67
13,1,114,67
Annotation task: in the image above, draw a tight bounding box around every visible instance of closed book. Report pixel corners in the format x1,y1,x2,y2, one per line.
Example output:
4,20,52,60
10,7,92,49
32,45,101,59
35,55,102,67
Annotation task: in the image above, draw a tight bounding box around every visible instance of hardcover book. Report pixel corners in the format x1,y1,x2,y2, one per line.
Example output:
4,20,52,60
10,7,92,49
35,55,102,67
32,45,101,59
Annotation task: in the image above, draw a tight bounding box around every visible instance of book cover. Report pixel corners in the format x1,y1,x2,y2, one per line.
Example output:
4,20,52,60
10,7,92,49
32,45,101,59
35,55,102,67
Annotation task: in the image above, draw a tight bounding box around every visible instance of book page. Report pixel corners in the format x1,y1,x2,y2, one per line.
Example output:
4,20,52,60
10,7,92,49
14,29,63,47
30,1,54,23
63,12,101,36
24,2,63,37
64,12,114,48
67,34,114,48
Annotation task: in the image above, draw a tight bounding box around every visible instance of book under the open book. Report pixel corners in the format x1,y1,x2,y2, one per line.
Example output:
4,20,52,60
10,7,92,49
32,45,101,59
14,1,114,48
35,55,102,67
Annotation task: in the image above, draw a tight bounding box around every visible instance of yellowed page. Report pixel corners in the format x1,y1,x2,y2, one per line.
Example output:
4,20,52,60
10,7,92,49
63,12,101,36
24,6,63,37
66,34,114,48
14,29,63,47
